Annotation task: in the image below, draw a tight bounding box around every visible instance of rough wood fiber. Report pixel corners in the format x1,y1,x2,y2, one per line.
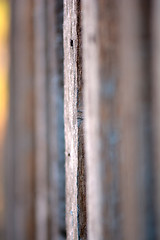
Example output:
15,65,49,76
34,0,48,239
6,0,35,239
64,0,87,239
119,1,154,240
82,0,121,239
46,0,66,239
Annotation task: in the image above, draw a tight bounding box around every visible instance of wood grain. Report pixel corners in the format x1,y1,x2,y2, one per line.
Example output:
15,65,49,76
64,0,87,239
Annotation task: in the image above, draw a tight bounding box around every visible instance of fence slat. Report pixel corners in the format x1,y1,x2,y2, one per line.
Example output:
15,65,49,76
64,0,87,239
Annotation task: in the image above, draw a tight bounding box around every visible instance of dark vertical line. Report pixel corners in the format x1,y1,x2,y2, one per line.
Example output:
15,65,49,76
76,0,87,239
140,1,157,239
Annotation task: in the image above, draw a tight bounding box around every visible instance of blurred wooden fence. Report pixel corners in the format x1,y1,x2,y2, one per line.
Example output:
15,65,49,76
5,0,160,239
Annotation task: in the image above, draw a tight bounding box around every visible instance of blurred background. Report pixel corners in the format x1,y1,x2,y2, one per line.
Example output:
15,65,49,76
0,0,9,238
1,0,160,240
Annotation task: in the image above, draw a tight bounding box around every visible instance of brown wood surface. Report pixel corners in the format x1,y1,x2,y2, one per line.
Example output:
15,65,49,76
64,0,87,239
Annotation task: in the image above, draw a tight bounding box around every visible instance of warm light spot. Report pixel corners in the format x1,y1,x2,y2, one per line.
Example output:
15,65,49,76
0,0,9,231
0,0,9,142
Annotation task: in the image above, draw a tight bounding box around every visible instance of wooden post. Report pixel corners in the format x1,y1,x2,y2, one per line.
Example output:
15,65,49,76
64,0,87,239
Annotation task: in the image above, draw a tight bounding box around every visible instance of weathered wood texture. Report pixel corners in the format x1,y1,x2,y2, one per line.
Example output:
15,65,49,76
6,0,35,239
64,0,87,239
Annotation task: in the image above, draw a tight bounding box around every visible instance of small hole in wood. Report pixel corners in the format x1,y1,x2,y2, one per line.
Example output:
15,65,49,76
70,39,73,47
68,153,70,157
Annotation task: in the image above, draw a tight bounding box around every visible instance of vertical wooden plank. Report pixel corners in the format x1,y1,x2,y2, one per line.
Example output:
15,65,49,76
119,1,154,240
6,0,35,239
46,0,66,239
64,0,87,239
34,0,48,239
152,0,160,238
82,0,121,239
